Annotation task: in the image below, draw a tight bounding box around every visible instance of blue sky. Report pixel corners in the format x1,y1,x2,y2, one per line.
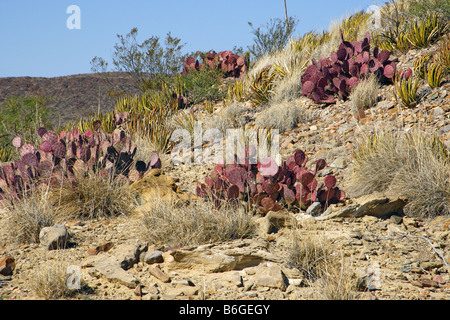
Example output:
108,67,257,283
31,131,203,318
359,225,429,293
0,0,388,78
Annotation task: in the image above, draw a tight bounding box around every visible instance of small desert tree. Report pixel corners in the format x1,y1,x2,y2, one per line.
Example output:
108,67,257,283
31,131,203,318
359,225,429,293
247,16,298,60
91,27,187,93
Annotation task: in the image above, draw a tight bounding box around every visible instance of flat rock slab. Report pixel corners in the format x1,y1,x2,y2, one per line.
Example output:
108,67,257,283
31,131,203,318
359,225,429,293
317,191,406,220
162,239,282,273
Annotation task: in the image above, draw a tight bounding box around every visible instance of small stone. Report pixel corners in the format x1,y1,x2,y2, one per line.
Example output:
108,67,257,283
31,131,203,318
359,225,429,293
88,264,139,288
389,215,404,225
134,284,143,297
148,266,170,283
88,242,114,256
0,256,15,276
403,217,418,228
110,243,147,270
377,100,395,110
433,107,445,116
227,272,243,287
439,124,450,134
329,157,347,169
39,225,69,250
306,202,322,217
142,250,164,264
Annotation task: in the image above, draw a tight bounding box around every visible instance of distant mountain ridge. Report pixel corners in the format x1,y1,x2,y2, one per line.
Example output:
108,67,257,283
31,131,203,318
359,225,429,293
0,72,140,126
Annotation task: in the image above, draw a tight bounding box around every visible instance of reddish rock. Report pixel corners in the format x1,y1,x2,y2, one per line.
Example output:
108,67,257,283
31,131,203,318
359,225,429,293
0,256,15,276
88,242,114,256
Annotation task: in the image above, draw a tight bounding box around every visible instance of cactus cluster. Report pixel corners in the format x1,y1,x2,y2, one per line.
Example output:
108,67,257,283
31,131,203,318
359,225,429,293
196,149,345,213
301,31,397,104
182,50,247,78
0,122,161,201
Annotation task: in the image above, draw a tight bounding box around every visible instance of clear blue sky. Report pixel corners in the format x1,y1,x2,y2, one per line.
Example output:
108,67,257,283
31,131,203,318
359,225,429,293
0,0,389,78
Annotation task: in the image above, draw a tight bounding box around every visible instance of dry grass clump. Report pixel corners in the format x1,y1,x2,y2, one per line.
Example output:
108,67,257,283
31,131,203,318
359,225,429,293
349,74,380,113
285,231,358,299
310,253,358,300
349,129,450,218
255,100,311,133
29,259,77,299
1,189,54,245
286,232,334,282
205,102,253,133
50,171,136,221
139,198,255,247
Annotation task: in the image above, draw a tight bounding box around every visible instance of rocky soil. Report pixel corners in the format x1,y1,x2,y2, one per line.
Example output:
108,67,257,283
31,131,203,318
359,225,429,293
1,46,450,301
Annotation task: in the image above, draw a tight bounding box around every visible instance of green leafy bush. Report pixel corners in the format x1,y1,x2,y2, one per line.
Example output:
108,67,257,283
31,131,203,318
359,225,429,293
0,96,52,159
179,65,226,105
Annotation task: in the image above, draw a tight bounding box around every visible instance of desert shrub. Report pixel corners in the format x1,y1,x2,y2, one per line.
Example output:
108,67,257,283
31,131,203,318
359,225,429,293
331,11,372,43
29,259,77,299
349,74,380,112
394,70,421,108
139,198,255,247
51,170,136,220
414,54,432,79
255,100,311,133
179,65,226,105
437,37,450,72
350,129,450,218
115,86,180,153
270,48,309,104
205,102,253,134
310,253,358,300
286,232,333,281
284,229,358,299
247,17,298,60
91,28,187,93
291,31,331,56
408,0,450,21
0,147,12,163
1,189,54,245
0,96,52,160
247,66,276,106
375,1,449,52
426,62,447,88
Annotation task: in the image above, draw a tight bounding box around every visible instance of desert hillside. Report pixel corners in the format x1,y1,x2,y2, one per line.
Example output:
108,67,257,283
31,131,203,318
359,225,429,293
1,0,450,304
0,73,139,125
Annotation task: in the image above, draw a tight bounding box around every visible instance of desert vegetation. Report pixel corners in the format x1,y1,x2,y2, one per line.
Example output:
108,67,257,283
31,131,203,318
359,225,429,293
1,0,450,301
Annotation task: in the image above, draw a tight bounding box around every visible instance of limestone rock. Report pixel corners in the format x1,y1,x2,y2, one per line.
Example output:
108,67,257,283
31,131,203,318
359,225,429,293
162,239,282,273
88,261,139,288
317,191,406,220
254,264,289,291
39,224,69,250
142,250,164,264
109,242,147,270
255,211,297,235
